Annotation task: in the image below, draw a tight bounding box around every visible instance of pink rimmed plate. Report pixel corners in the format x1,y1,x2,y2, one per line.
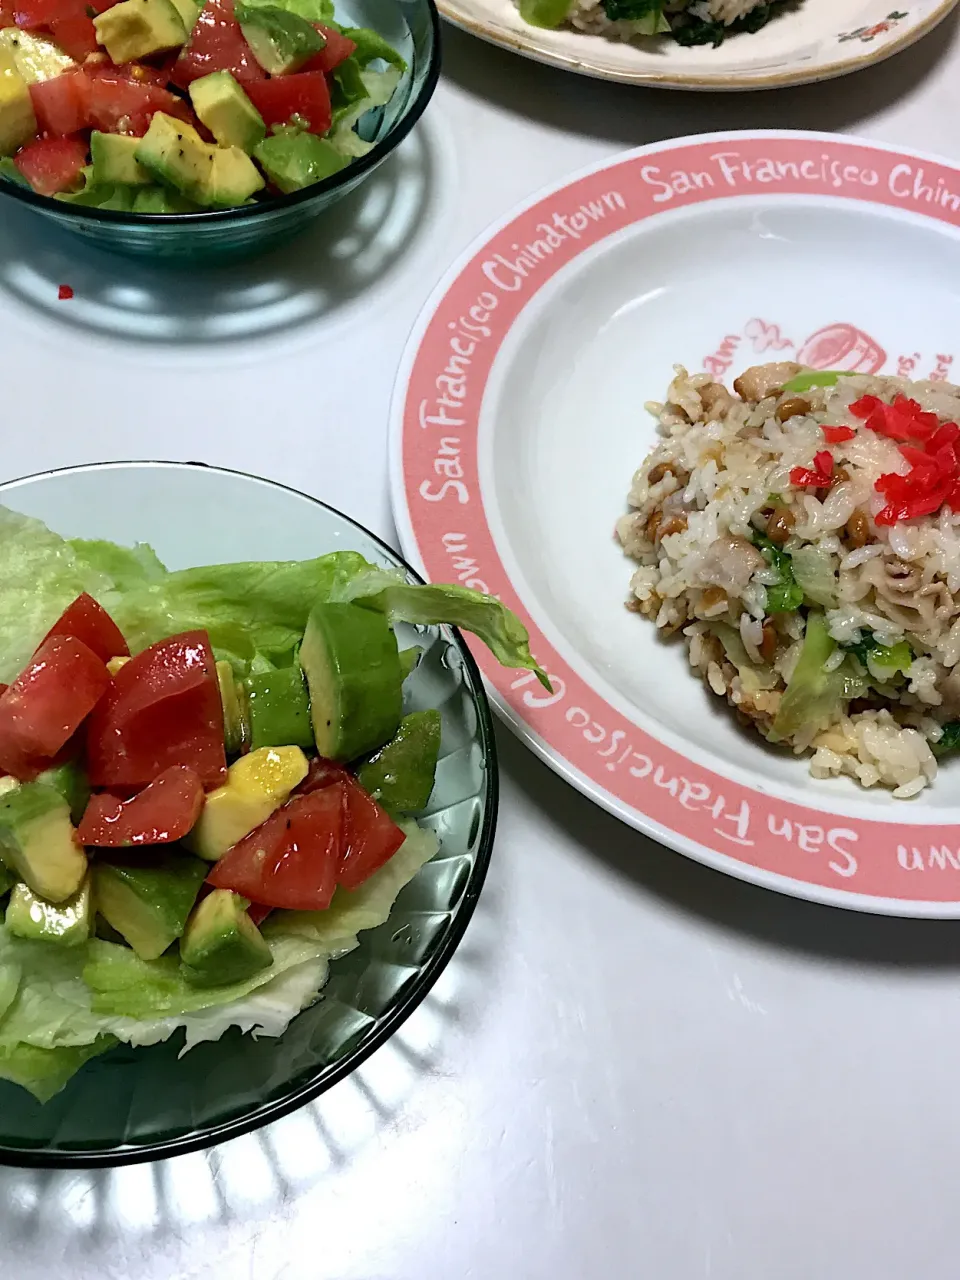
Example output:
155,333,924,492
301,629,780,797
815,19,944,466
390,129,960,918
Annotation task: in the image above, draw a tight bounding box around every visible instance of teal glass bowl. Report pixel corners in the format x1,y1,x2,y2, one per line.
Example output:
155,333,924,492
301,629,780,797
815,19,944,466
0,462,497,1167
0,0,440,261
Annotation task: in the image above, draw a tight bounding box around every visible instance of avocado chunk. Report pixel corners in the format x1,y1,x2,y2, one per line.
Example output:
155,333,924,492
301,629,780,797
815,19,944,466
0,45,36,157
0,28,75,83
106,655,131,676
136,112,264,207
93,0,187,64
216,660,247,755
167,0,202,28
209,143,264,205
245,667,313,751
180,889,273,986
299,603,402,762
0,781,87,903
356,710,441,814
235,0,322,74
189,70,265,152
36,761,90,826
94,852,207,960
6,875,93,947
91,131,151,185
254,130,347,194
184,745,308,861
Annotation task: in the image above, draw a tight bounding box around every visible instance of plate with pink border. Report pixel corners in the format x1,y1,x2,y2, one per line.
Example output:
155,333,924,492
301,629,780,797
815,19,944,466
391,129,960,917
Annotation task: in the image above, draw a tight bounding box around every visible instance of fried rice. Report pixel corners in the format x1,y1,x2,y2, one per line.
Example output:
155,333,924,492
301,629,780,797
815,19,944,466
536,0,784,46
616,363,960,799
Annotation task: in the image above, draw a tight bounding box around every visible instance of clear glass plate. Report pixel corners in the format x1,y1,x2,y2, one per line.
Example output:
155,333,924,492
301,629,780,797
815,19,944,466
0,462,497,1166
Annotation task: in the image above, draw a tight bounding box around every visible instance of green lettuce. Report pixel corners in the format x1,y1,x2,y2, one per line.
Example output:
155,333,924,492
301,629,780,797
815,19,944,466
331,567,550,688
0,1038,117,1103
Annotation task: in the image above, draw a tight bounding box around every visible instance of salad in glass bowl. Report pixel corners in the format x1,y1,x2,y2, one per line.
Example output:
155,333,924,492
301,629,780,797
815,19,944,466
0,501,544,1105
0,0,405,210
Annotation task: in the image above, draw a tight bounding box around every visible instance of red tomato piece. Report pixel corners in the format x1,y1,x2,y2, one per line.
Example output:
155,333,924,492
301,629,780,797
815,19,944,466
41,593,129,663
85,73,184,134
302,23,356,73
206,786,343,910
295,755,351,793
50,13,99,57
14,135,87,196
78,765,204,846
170,0,264,88
244,72,330,135
0,635,109,777
14,0,83,28
85,630,227,790
29,71,89,137
338,774,405,890
247,901,272,926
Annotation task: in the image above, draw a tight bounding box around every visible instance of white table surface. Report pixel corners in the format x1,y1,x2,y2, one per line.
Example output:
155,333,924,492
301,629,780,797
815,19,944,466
4,17,960,1278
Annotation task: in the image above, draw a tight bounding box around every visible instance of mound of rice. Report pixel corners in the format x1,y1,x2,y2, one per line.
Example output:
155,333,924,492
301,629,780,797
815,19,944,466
616,363,960,799
529,0,784,45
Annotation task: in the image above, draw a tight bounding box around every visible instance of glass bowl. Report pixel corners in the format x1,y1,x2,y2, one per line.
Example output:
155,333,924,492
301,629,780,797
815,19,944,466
0,462,497,1167
0,0,440,261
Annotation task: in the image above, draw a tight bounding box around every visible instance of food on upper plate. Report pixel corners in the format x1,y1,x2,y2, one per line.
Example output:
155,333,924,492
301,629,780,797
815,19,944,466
516,0,788,46
0,0,404,211
617,363,960,800
0,505,546,1101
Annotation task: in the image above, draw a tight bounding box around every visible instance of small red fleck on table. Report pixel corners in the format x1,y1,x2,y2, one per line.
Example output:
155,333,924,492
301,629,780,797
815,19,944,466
58,285,74,301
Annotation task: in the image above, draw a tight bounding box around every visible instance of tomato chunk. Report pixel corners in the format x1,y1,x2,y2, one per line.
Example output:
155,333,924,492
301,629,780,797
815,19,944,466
14,0,84,28
85,630,227,790
302,23,356,73
14,135,87,196
29,71,89,136
78,765,204,846
85,73,185,134
50,13,99,58
295,755,351,793
41,593,129,663
171,0,265,88
247,901,272,926
338,774,405,889
207,786,343,910
0,636,110,778
244,72,330,135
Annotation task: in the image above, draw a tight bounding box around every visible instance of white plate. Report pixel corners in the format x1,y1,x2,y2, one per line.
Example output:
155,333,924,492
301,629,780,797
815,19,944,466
392,128,960,917
440,0,958,90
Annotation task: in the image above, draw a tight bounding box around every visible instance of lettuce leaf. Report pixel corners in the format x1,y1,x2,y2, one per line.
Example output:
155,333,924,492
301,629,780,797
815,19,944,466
331,568,551,688
0,1038,117,1103
0,508,114,682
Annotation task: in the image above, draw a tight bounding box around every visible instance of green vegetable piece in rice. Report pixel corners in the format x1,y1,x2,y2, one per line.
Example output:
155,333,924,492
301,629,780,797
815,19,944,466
845,631,913,683
670,0,786,47
599,0,669,29
781,370,855,395
771,612,865,740
751,532,803,613
933,723,960,759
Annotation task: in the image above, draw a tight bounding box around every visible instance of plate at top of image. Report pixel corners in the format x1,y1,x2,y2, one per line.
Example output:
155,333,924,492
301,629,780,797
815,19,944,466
392,129,960,918
438,0,958,90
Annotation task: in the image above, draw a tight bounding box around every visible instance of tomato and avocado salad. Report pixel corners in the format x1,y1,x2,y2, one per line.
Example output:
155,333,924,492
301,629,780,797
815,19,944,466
0,0,405,210
0,505,545,1102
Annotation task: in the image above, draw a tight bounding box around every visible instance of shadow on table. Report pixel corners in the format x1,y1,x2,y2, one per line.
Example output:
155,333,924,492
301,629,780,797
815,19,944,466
497,727,960,971
440,9,960,147
0,119,438,348
0,866,502,1266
